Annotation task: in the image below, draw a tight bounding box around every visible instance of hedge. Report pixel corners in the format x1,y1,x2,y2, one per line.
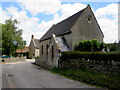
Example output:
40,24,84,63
60,52,120,61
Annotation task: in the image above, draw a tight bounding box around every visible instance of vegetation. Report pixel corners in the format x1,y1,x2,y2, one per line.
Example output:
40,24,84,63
74,39,107,52
51,68,120,90
107,42,120,52
61,51,120,61
36,56,40,58
1,18,26,56
0,23,2,49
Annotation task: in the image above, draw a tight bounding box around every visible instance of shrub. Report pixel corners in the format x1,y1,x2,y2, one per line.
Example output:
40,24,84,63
74,39,107,52
36,56,40,58
107,42,120,52
61,52,120,61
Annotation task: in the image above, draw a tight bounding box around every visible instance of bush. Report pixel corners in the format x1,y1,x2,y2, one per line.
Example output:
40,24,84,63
61,52,120,61
36,56,40,58
107,43,120,52
74,39,107,52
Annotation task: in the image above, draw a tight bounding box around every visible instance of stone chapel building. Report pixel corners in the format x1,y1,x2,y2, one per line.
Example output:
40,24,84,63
31,5,104,68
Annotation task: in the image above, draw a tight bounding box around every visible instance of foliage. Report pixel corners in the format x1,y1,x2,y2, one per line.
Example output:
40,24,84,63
74,39,107,52
0,23,2,48
51,68,120,90
1,18,26,55
36,56,40,58
107,42,120,52
61,51,120,61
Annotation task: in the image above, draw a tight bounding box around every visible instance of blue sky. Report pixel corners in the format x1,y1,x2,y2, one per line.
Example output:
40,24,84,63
0,0,119,45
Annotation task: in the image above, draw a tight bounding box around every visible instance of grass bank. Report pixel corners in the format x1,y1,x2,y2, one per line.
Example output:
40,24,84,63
51,68,120,90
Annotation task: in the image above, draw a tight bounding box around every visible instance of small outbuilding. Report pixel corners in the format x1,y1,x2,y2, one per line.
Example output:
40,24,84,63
29,35,39,59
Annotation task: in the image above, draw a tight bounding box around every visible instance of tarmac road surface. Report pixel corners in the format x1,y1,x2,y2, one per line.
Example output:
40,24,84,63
2,60,95,88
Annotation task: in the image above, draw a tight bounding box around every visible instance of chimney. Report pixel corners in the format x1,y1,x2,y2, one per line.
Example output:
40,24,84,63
32,35,34,39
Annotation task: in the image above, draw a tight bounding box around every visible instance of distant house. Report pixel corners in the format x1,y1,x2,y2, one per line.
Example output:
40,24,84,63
15,46,29,58
29,35,39,59
34,5,104,68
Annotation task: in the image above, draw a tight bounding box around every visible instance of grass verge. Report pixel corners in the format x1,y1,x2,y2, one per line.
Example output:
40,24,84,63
51,68,120,90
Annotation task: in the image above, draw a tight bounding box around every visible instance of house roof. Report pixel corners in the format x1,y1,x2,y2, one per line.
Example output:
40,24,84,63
16,47,29,53
56,37,70,51
34,39,39,48
40,8,85,41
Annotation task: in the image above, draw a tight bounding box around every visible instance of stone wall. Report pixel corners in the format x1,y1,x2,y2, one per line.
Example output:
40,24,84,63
35,58,48,68
35,49,39,57
59,52,120,76
39,39,50,61
37,35,60,68
60,59,120,75
0,57,26,62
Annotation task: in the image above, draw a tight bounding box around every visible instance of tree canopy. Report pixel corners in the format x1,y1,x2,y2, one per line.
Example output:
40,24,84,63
1,18,26,55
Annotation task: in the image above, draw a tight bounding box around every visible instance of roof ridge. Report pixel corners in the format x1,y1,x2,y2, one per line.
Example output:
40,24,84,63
40,6,87,41
54,8,85,26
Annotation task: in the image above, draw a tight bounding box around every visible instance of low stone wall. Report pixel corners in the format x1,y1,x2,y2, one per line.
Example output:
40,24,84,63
35,58,48,68
0,57,26,62
59,52,120,76
60,59,120,75
35,58,59,69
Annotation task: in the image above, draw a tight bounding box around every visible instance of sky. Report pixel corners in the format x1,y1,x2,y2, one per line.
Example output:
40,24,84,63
0,0,119,45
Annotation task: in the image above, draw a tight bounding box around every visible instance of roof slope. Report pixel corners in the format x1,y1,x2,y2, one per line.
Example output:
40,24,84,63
40,8,85,41
16,47,29,53
34,39,39,48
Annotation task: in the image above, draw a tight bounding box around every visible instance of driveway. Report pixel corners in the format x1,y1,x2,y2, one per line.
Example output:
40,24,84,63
2,60,95,88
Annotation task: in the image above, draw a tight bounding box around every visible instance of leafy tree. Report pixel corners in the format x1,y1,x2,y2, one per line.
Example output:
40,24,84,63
0,23,2,49
2,18,26,56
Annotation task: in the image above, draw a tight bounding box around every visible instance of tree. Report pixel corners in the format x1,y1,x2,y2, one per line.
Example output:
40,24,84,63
2,18,26,56
0,23,2,56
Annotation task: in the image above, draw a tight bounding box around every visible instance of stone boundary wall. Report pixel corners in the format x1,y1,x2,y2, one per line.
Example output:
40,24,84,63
35,58,48,68
0,57,26,62
59,59,120,76
59,52,120,76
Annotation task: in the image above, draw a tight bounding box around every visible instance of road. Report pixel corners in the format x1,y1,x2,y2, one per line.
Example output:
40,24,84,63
2,60,95,88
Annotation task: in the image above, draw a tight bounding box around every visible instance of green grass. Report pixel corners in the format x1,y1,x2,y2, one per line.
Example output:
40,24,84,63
51,68,120,90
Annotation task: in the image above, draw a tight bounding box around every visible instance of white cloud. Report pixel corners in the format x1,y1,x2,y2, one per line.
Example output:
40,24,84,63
49,3,87,25
1,2,118,45
19,0,61,16
0,7,10,23
3,6,41,45
60,3,87,18
95,3,118,43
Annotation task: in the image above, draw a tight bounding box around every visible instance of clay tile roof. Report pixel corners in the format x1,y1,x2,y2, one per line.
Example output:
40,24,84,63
16,47,29,53
40,8,85,41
